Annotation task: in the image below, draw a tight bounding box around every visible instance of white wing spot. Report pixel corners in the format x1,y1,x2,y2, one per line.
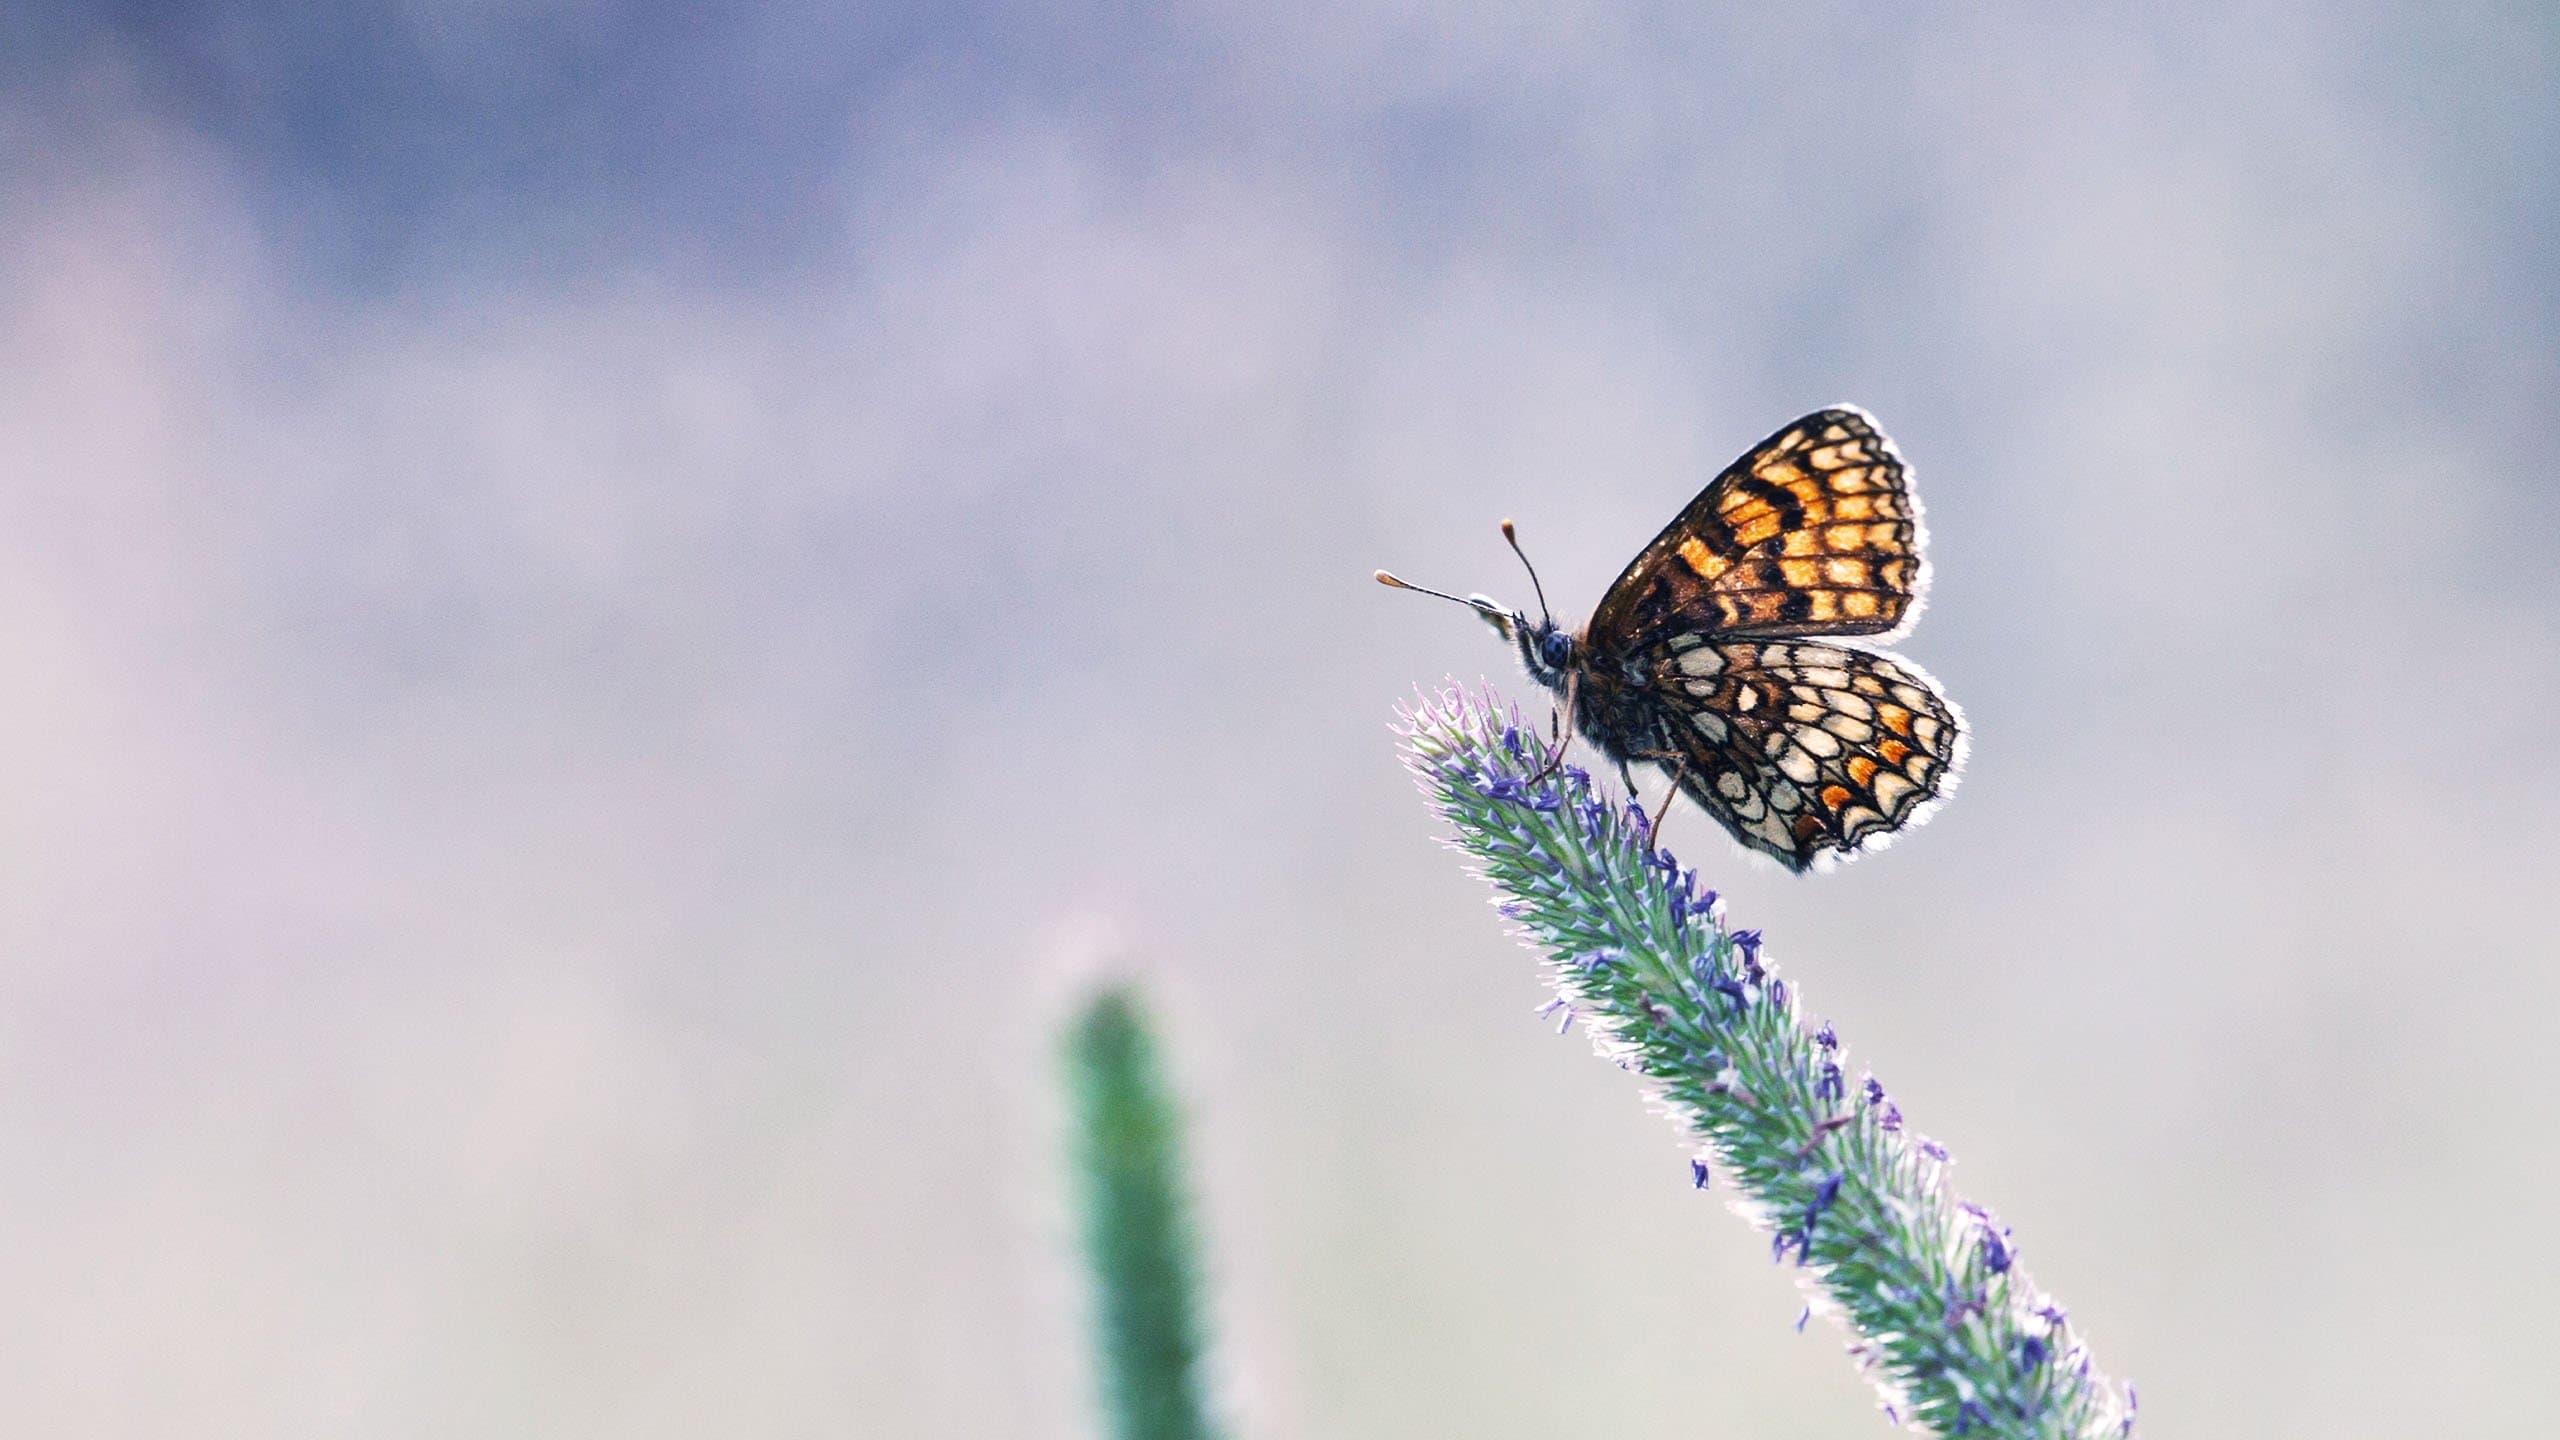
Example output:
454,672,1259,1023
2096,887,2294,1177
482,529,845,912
1821,714,1875,744
1872,770,1916,814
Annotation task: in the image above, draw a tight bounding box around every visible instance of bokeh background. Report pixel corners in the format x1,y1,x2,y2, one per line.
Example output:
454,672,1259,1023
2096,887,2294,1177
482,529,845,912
4,4,2556,1436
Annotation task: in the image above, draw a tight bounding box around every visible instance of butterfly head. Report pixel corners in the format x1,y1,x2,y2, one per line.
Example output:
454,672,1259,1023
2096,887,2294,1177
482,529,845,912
1502,608,1576,690
1378,519,1576,693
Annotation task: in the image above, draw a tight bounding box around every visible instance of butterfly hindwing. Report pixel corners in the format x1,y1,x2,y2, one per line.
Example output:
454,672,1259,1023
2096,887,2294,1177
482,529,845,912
1646,637,1964,871
1587,406,1925,649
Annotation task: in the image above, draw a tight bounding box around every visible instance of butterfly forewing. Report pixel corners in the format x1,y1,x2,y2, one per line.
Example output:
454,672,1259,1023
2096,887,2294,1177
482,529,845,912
1648,638,1964,871
1587,407,1925,647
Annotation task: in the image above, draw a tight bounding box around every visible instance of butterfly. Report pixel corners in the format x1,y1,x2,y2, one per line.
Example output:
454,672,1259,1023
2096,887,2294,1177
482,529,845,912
1380,405,1966,872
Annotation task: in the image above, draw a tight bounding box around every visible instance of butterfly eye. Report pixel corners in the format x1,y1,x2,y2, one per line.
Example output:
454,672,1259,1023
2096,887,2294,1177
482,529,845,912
1539,630,1574,670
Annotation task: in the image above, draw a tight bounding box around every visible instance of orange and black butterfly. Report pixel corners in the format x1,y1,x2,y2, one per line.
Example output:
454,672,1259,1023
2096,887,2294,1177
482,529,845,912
1380,406,1965,873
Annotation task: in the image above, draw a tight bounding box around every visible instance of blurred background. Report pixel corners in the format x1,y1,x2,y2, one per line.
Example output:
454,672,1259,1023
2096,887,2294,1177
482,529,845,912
2,4,2555,1436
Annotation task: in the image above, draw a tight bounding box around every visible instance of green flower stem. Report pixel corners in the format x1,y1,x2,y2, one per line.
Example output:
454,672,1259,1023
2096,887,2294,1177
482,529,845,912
1065,988,1224,1440
1398,685,2135,1438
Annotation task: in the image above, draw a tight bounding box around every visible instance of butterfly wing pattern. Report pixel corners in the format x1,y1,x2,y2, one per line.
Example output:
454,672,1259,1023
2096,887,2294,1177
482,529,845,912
1645,636,1964,870
1583,407,1966,872
1590,406,1926,645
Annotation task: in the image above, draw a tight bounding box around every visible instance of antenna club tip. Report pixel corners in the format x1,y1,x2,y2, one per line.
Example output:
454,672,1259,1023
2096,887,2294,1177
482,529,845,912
1373,570,1398,586
1500,518,1518,540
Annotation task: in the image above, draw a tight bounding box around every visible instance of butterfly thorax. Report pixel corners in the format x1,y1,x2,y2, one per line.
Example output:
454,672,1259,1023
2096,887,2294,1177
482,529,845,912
1504,617,1666,765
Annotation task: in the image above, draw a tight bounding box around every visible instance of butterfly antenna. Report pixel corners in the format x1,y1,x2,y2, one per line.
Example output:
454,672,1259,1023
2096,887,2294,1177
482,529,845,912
1375,570,1499,616
1500,519,1553,628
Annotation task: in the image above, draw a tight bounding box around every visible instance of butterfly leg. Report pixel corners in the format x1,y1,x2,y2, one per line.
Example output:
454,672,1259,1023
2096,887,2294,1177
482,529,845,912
1645,752,1689,847
1610,748,1688,848
1527,669,1579,786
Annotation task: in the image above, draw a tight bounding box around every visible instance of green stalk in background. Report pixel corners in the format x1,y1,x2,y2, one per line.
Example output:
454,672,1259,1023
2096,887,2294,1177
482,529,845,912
1065,987,1224,1440
1399,684,2136,1438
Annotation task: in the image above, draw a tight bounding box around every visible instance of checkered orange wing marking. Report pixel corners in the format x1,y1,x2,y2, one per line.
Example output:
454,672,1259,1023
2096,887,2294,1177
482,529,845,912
1588,407,1926,648
1645,637,1964,872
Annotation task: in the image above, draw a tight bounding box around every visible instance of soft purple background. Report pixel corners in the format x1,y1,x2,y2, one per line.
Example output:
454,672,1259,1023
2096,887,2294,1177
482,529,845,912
3,5,2554,1435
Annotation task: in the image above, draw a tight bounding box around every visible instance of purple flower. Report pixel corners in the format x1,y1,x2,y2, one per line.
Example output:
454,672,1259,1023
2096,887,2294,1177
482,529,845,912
1803,1170,1844,1239
1771,1227,1811,1266
1794,1305,1811,1333
1941,1279,1984,1327
1397,686,2132,1435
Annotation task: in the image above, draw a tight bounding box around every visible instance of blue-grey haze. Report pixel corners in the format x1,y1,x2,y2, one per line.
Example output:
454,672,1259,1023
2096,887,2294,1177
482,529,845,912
0,4,2553,1436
